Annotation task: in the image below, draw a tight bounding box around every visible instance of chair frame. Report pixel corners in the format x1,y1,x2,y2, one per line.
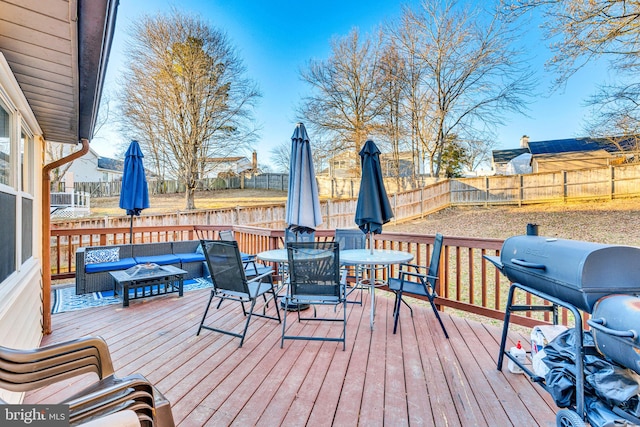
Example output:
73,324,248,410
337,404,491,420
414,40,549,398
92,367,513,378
0,336,174,427
197,240,281,347
389,233,449,338
281,241,347,350
334,228,366,305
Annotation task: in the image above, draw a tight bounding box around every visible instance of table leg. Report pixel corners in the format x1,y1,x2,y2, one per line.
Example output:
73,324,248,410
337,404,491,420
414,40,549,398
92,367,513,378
370,264,375,330
123,282,130,307
178,275,184,297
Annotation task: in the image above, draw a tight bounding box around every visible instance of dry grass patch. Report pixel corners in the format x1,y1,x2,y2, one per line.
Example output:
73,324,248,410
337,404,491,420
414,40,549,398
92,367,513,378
88,189,288,217
387,198,640,246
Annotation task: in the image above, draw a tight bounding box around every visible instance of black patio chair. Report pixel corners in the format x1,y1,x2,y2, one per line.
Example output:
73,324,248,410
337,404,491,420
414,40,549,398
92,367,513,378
281,241,347,350
197,240,281,347
387,233,449,337
218,229,270,278
334,228,366,305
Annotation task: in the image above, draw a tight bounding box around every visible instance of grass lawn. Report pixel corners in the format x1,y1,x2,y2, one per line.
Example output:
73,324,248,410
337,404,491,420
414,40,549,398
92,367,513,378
88,188,288,216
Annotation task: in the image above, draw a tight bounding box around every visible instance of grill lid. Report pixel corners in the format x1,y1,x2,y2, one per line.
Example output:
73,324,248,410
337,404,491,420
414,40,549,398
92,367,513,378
497,235,640,312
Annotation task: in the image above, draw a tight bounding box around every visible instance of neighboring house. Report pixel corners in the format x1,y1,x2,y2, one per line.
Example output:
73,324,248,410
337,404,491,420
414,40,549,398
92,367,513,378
527,137,634,173
492,135,638,175
491,148,530,175
205,151,258,177
51,146,124,183
71,148,124,182
326,151,417,177
0,0,117,403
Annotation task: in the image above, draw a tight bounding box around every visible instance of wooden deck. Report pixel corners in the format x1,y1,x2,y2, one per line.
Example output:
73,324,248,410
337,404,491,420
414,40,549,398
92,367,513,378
26,287,558,426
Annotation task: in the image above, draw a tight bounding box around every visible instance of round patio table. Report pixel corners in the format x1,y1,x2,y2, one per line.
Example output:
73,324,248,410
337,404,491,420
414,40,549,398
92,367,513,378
340,249,414,330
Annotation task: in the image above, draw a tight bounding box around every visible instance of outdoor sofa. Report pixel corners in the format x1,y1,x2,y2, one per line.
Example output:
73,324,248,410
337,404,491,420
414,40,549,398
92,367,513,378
75,241,205,294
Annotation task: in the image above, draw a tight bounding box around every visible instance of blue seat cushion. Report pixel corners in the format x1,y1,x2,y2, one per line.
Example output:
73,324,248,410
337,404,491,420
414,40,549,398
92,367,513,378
175,252,206,263
85,257,137,274
134,254,180,266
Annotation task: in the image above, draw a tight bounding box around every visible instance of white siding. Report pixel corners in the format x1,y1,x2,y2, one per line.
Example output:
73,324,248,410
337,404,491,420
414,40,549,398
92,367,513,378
67,151,103,182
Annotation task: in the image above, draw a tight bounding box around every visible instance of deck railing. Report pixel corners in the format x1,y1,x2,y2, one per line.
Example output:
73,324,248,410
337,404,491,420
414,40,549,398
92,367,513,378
50,225,562,328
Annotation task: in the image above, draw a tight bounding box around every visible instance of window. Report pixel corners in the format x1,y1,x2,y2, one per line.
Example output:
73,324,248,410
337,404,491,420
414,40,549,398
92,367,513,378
0,104,9,186
20,129,33,195
0,94,35,280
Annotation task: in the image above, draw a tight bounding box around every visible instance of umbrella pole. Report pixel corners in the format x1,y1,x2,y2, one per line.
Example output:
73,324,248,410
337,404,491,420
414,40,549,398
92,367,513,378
129,214,134,244
368,231,375,329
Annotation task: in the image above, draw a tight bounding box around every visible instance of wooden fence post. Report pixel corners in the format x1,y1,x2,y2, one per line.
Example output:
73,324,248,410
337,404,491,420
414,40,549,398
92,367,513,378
519,175,523,207
610,165,614,199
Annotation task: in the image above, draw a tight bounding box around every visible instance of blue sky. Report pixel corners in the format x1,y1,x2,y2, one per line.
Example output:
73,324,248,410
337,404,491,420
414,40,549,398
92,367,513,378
93,0,609,171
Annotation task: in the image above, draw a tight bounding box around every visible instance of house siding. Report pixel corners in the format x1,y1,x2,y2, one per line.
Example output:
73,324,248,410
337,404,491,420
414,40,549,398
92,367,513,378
0,54,45,403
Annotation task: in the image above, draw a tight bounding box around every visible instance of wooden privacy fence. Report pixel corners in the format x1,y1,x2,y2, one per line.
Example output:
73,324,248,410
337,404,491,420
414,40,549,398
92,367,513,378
63,173,428,198
51,224,574,329
452,163,640,205
51,180,452,230
53,162,640,232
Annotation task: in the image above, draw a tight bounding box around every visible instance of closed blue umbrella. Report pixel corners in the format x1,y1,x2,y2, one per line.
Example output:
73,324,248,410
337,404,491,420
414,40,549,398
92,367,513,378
286,123,322,236
119,140,149,244
355,139,393,253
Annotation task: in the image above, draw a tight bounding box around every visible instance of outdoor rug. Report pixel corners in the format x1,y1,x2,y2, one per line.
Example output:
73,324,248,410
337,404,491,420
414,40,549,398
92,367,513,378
51,278,212,314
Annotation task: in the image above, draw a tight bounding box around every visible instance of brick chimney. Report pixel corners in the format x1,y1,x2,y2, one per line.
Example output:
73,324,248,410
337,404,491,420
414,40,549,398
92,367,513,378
520,135,530,149
252,151,257,170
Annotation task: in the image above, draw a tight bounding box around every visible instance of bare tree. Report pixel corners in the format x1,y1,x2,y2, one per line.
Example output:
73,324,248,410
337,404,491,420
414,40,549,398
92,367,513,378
298,28,386,176
47,91,114,189
269,141,292,173
503,0,640,84
378,41,412,185
45,143,73,190
503,1,640,143
120,9,260,209
391,1,534,176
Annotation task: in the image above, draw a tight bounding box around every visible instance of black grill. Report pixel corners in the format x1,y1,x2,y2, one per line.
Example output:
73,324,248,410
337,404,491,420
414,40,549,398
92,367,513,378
486,233,640,426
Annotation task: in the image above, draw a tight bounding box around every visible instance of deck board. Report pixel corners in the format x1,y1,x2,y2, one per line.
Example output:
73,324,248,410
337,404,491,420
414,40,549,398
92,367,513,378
26,288,557,426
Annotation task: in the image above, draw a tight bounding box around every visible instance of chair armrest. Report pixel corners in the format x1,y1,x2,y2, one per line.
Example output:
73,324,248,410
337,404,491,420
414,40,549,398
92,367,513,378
0,336,115,393
398,270,439,283
398,262,425,271
246,268,273,284
65,374,155,424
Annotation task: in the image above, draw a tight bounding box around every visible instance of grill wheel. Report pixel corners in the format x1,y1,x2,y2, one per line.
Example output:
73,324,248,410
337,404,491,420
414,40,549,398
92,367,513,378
556,409,585,427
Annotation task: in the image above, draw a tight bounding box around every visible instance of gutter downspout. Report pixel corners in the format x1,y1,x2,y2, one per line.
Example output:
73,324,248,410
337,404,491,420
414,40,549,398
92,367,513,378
41,138,89,334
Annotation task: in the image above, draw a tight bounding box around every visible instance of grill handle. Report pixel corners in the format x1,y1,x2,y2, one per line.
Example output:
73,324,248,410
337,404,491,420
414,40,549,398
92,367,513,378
588,318,638,340
510,259,546,270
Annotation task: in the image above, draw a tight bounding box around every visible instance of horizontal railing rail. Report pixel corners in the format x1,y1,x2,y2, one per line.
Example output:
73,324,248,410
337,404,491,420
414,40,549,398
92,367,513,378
50,225,569,328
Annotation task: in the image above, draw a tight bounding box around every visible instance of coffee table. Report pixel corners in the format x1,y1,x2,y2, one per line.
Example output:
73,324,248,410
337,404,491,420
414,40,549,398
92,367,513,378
110,265,187,307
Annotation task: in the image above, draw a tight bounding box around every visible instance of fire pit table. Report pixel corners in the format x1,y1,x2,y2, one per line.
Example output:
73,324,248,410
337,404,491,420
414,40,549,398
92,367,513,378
110,264,186,307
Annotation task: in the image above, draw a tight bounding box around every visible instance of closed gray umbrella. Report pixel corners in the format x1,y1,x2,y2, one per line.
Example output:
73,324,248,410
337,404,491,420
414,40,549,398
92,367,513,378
355,139,393,253
285,123,322,236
